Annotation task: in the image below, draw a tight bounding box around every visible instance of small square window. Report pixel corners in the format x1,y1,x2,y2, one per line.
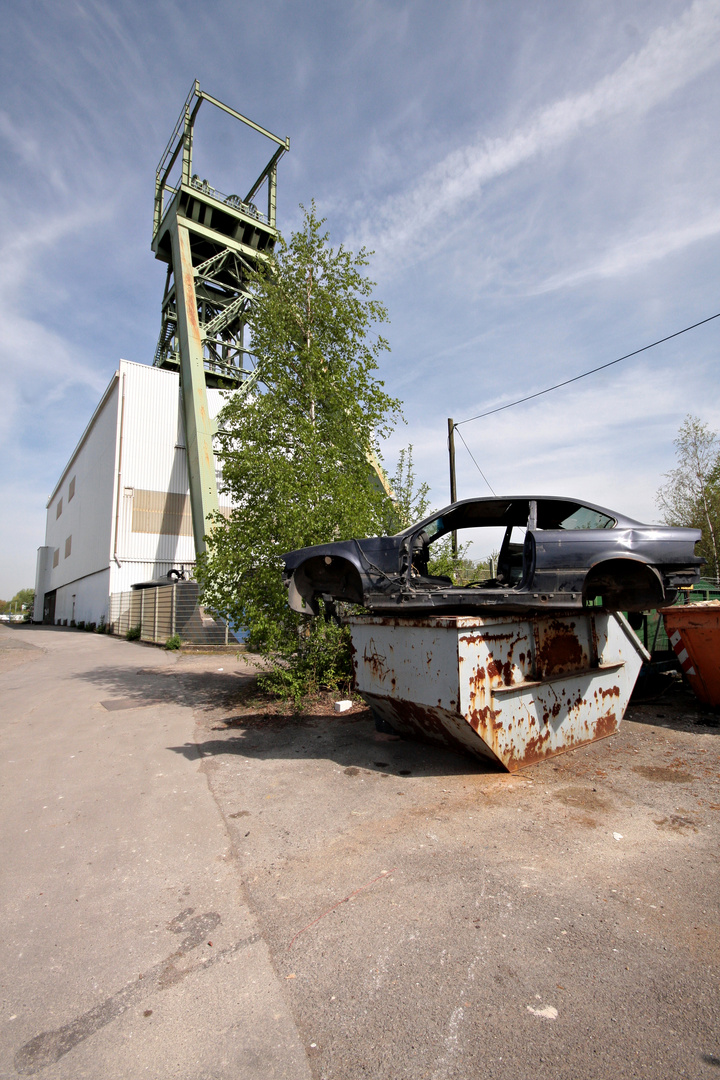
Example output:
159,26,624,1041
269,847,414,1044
69,476,75,501
53,549,59,568
65,535,72,559
56,498,63,519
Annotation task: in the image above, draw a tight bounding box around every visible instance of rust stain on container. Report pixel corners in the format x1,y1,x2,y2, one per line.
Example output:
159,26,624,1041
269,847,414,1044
535,621,585,677
349,612,644,771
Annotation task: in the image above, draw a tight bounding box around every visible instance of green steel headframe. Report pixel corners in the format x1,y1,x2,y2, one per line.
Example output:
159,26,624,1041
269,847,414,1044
151,80,289,554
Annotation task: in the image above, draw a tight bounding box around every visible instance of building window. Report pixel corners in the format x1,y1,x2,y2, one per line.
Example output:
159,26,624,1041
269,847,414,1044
56,498,63,519
68,476,75,501
65,535,72,559
53,549,59,568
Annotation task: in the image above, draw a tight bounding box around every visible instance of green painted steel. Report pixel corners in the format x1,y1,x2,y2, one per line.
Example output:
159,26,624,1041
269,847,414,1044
169,220,220,552
151,81,289,554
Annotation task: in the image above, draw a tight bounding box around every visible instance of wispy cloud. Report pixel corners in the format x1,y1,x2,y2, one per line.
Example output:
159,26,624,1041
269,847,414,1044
0,112,69,194
399,358,710,526
348,0,720,272
533,210,720,291
0,200,119,440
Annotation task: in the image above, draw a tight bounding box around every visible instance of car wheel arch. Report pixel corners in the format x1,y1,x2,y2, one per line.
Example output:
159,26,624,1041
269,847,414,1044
582,557,665,611
289,554,365,613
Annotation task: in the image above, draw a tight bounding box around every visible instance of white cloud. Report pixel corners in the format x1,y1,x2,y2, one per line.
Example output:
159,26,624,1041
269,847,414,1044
348,0,720,272
0,201,119,438
0,112,68,194
383,355,720,533
535,209,720,292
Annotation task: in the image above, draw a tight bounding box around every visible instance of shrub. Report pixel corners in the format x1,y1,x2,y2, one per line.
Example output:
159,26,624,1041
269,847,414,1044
76,620,85,630
85,622,96,632
126,624,141,641
259,603,353,709
164,634,182,651
94,622,107,634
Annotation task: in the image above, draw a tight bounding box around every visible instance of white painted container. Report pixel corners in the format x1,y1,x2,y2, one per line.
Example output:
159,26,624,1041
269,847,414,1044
348,611,649,771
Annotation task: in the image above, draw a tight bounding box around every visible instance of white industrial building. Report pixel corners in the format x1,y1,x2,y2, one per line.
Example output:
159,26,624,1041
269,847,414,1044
33,360,232,626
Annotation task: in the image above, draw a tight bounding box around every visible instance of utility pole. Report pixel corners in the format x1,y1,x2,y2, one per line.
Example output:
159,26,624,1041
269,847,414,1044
448,417,457,557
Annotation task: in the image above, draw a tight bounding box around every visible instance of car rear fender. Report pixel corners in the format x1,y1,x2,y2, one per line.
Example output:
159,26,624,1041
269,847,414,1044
582,556,666,611
287,555,365,614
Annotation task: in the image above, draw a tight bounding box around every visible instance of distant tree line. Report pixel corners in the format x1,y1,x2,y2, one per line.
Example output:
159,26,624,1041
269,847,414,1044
0,589,34,616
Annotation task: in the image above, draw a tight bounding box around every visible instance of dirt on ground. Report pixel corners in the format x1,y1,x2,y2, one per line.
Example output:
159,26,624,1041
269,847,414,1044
169,655,720,1080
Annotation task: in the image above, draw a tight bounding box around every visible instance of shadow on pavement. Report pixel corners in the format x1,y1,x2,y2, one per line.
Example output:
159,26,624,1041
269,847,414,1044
69,660,497,776
166,708,502,779
70,664,255,711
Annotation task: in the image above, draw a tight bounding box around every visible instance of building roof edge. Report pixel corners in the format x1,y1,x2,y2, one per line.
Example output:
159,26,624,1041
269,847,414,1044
46,368,121,508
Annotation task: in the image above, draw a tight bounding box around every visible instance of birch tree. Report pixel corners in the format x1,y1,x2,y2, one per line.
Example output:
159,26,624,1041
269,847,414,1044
656,415,720,579
197,204,401,652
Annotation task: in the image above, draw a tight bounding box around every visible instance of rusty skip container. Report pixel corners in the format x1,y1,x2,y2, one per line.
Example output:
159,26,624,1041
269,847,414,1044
348,611,649,771
662,600,720,707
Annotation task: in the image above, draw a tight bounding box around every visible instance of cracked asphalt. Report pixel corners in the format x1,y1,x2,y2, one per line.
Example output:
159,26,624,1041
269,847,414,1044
1,624,719,1079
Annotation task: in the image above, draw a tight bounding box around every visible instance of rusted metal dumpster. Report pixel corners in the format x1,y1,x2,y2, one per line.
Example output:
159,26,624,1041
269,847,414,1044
348,611,649,771
662,601,720,707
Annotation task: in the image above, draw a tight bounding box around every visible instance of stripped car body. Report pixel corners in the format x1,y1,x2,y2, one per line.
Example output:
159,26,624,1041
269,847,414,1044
283,496,703,615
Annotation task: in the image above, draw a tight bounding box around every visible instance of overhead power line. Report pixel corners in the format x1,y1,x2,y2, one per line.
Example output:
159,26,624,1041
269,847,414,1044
455,311,720,428
454,425,496,495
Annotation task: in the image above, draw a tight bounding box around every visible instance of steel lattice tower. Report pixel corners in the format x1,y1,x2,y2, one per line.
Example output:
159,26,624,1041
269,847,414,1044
152,81,289,554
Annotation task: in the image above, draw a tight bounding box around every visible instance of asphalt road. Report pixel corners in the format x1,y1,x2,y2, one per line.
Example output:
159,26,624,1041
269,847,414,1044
1,624,719,1079
0,625,310,1080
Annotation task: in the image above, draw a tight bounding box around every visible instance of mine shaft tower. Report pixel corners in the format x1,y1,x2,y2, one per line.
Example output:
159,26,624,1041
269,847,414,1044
152,80,289,554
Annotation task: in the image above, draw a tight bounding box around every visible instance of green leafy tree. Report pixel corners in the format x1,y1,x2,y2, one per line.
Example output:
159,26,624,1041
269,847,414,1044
198,204,401,660
656,415,720,579
383,445,499,582
383,445,431,533
4,588,34,615
12,588,35,609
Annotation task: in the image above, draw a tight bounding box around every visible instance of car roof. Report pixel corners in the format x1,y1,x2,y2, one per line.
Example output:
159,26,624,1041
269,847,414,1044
398,495,644,535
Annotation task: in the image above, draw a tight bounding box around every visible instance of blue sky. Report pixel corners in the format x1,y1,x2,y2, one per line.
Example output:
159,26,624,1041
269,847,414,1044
2,0,720,596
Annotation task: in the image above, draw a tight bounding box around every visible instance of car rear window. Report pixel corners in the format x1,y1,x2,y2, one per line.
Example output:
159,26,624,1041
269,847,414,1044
536,501,616,530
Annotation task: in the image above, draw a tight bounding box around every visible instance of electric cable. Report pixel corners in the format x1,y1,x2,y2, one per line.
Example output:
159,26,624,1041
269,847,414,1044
454,425,496,496
455,312,720,427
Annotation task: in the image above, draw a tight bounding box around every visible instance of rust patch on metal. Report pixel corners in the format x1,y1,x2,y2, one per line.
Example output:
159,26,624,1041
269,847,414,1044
468,702,500,734
535,621,585,678
590,617,600,663
486,656,515,687
487,658,503,679
381,698,469,755
361,638,390,682
592,710,618,742
471,631,517,643
504,709,618,771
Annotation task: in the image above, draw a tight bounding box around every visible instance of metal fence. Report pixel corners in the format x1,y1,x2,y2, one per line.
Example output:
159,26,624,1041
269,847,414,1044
107,582,236,646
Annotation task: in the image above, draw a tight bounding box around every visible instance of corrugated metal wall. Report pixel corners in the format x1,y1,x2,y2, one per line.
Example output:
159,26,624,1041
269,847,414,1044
42,377,120,599
114,362,234,567
36,359,238,626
